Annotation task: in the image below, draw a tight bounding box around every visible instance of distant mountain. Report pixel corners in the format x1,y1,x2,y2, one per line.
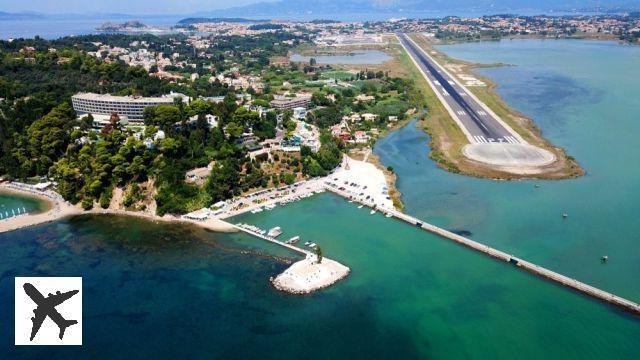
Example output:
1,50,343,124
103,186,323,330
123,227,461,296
177,17,268,25
205,0,640,18
0,11,44,20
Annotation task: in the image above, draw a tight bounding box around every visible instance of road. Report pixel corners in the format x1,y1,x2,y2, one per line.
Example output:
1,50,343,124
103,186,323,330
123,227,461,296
397,33,522,145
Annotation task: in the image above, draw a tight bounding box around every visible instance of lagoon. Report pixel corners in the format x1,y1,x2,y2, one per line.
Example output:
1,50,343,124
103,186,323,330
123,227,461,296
290,50,391,65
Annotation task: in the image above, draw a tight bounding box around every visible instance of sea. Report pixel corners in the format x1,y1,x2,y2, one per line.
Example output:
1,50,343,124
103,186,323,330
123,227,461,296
1,38,640,358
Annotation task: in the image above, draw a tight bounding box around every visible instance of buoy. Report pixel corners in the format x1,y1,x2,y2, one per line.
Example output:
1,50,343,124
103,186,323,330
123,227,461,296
601,255,608,262
562,213,568,219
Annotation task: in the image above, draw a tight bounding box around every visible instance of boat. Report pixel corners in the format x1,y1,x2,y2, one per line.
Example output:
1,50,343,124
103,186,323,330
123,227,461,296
562,213,568,219
264,204,276,210
385,213,393,218
370,209,376,215
304,241,311,246
358,205,364,209
286,236,300,244
267,226,283,237
601,255,608,262
308,242,317,248
250,208,263,214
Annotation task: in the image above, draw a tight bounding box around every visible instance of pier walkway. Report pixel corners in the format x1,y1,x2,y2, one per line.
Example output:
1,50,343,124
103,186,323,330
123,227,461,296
324,184,640,315
229,223,313,257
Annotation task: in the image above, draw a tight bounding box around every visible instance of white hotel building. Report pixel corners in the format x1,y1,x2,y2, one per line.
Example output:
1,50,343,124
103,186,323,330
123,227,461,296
71,92,189,125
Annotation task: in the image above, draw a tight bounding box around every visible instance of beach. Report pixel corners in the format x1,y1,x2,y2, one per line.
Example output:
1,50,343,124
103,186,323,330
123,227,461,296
0,182,238,234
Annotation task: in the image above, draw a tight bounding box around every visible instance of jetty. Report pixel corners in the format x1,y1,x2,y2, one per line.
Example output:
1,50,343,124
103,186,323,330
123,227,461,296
324,184,640,315
230,222,350,294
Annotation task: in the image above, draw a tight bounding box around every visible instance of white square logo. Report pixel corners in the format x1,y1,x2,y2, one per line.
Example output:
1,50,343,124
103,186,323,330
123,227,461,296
15,277,82,345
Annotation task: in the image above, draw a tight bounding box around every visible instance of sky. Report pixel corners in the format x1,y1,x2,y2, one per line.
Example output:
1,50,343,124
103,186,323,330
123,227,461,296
0,0,269,15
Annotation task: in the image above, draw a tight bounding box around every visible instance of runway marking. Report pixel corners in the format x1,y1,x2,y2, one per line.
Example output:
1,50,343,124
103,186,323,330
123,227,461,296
487,138,495,143
460,93,467,96
434,80,441,86
474,136,488,143
442,90,449,96
504,136,519,144
457,111,466,116
477,110,487,116
448,80,455,86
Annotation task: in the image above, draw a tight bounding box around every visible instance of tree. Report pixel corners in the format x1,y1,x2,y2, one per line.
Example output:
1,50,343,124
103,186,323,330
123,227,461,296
144,104,182,130
225,122,244,139
314,245,323,264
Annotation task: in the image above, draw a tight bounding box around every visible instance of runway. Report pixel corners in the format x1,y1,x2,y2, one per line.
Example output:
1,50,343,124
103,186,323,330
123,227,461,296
397,33,523,145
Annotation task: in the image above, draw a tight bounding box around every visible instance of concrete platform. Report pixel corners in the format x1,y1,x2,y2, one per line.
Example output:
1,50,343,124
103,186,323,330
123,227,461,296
463,143,556,170
271,255,350,294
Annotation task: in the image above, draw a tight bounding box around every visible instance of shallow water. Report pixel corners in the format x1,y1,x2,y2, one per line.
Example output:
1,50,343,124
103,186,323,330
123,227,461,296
0,191,48,219
376,39,640,301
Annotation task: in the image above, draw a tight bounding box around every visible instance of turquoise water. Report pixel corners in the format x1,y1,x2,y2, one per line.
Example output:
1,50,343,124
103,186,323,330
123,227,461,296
1,39,640,358
0,191,49,219
380,39,640,301
290,50,391,64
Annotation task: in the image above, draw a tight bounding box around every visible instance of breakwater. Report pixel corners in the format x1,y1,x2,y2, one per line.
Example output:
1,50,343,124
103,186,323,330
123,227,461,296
325,185,640,315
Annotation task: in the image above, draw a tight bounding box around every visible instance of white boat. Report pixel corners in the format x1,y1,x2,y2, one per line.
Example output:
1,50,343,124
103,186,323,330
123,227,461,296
308,242,317,248
304,241,311,246
264,204,276,210
385,213,393,218
250,208,263,214
370,209,377,215
358,205,364,209
267,226,283,237
286,236,300,244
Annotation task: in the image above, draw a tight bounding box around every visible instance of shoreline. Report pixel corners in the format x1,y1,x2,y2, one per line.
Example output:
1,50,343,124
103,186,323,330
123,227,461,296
400,33,584,180
0,181,355,295
0,183,238,235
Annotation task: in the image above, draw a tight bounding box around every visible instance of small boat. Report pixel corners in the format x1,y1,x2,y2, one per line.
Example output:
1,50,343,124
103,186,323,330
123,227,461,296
286,236,300,244
358,205,364,209
304,241,311,246
264,204,276,210
385,213,393,218
562,213,568,219
601,255,608,262
250,208,263,214
267,226,283,237
370,209,376,215
308,242,317,248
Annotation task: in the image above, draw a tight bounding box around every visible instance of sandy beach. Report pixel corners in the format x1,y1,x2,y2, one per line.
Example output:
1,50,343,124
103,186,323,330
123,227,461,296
0,185,80,234
0,183,238,234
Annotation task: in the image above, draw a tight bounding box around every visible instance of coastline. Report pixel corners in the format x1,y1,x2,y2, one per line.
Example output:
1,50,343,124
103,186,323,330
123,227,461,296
0,183,238,235
399,34,585,180
0,181,356,295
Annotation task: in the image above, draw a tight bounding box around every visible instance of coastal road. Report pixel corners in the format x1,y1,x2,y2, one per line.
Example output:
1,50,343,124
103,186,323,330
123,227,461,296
396,33,523,145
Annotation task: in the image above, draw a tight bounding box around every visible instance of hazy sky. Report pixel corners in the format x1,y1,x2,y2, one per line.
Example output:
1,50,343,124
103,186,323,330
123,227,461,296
0,0,269,14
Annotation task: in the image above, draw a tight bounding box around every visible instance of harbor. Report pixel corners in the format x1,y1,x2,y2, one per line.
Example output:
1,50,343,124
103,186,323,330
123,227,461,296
231,222,350,294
